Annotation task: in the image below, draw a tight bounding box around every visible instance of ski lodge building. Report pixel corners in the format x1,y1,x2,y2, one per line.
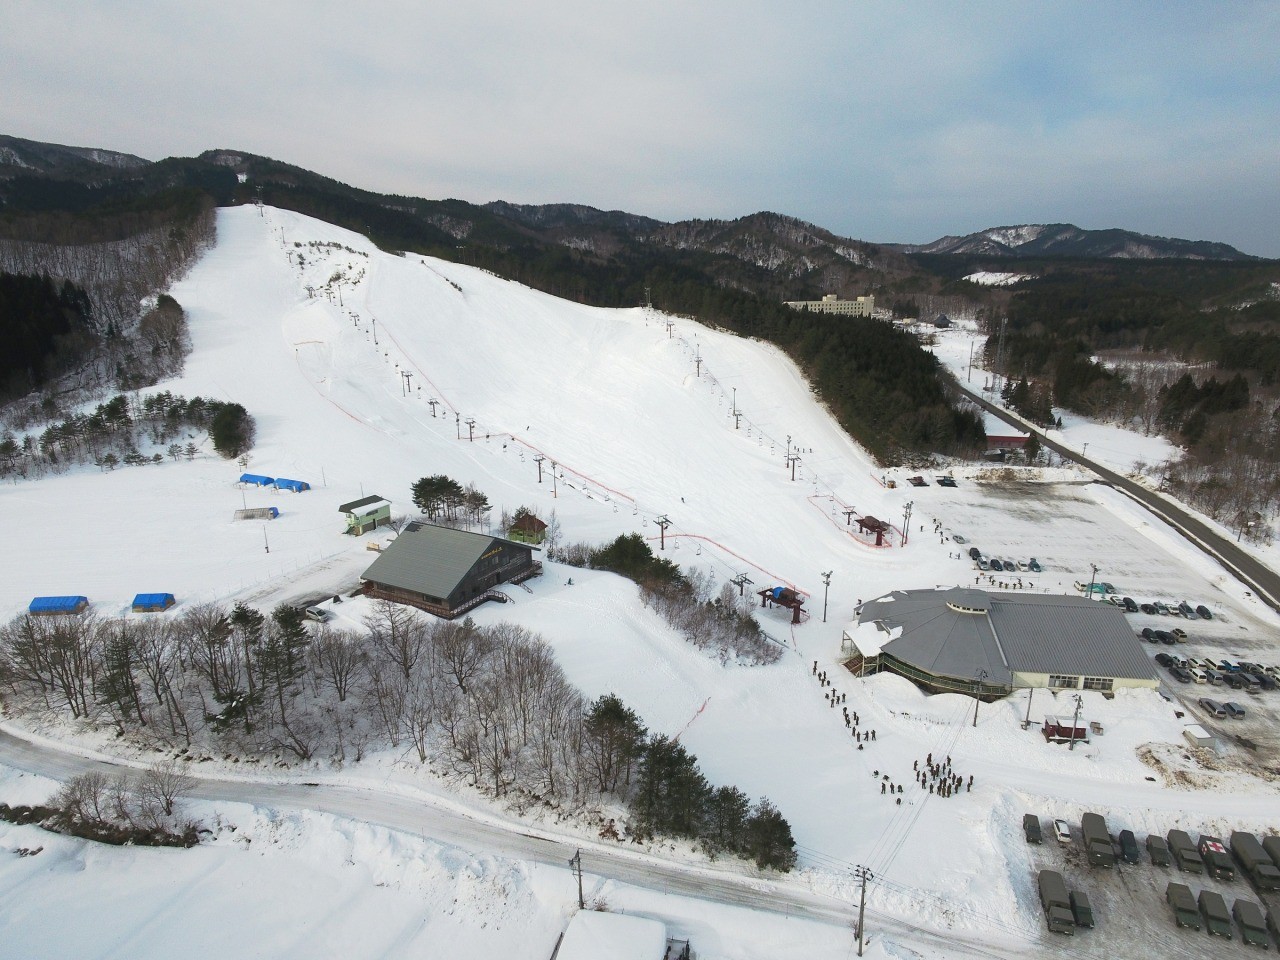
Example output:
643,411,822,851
360,522,540,619
842,587,1158,698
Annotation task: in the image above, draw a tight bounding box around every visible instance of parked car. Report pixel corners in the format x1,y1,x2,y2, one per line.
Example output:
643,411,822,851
953,534,967,544
907,475,928,486
1017,560,1030,572
1153,601,1171,615
978,558,990,571
1171,627,1188,641
1198,697,1227,718
1119,829,1140,865
1003,559,1018,572
1178,602,1198,619
1140,603,1157,615
1222,673,1246,690
1195,604,1213,619
1253,672,1276,691
1024,814,1043,844
937,475,958,487
1054,819,1071,844
1028,558,1043,573
1189,668,1209,684
968,546,982,561
1204,670,1224,686
1155,652,1174,668
1141,627,1156,640
1154,630,1176,645
1223,702,1246,719
1122,596,1138,612
1170,666,1193,683
1242,674,1263,695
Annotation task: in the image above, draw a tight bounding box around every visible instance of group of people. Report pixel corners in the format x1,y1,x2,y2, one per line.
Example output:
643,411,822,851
813,664,977,806
914,752,973,798
813,661,878,753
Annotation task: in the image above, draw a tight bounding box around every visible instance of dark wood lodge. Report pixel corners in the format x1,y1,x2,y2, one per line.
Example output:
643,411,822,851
360,522,541,618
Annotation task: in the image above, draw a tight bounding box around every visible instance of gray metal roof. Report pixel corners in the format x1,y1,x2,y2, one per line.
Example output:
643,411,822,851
338,494,388,514
858,587,1156,685
360,524,496,600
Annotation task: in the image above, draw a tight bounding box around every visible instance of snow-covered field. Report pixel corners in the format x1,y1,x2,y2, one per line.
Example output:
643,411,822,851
3,207,1279,959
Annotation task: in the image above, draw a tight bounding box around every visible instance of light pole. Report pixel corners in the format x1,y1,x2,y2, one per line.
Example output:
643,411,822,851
1068,694,1084,751
1086,562,1098,599
821,571,832,623
1082,442,1089,459
901,501,913,546
854,865,873,956
972,669,988,726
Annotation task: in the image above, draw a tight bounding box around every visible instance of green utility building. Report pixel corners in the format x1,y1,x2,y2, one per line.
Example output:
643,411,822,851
360,522,541,618
339,495,392,535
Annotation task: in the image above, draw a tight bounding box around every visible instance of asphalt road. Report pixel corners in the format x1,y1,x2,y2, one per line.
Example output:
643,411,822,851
0,726,852,928
960,385,1280,613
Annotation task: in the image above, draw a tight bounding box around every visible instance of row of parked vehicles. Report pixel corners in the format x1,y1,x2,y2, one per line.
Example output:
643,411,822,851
968,547,1042,573
1081,587,1216,620
1154,650,1278,695
906,474,958,487
1028,813,1280,943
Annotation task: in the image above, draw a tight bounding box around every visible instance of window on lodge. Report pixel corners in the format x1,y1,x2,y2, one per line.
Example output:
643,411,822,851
1048,675,1079,689
1082,677,1113,692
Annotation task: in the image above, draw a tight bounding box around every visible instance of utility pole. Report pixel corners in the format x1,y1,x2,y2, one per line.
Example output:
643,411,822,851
263,526,270,554
568,849,585,909
455,413,461,440
731,573,753,597
821,571,833,623
694,344,702,377
1069,694,1084,751
655,515,671,550
901,501,913,546
854,865,873,956
1023,686,1034,730
665,318,675,338
465,418,476,442
972,669,988,726
967,339,974,383
1086,562,1098,599
786,434,791,460
372,316,378,345
551,462,558,498
786,454,800,481
731,387,740,429
534,454,545,483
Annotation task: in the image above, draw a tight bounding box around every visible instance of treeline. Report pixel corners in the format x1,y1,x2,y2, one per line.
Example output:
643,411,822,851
977,261,1280,538
0,602,796,870
0,389,256,479
552,534,782,665
0,189,217,339
0,272,96,399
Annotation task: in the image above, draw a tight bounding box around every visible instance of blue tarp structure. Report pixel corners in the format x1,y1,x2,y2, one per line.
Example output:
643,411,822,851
132,593,176,612
274,478,310,493
29,595,89,615
771,586,786,601
240,473,275,486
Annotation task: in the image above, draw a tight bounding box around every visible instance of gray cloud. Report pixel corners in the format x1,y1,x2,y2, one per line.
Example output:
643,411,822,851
3,1,1277,254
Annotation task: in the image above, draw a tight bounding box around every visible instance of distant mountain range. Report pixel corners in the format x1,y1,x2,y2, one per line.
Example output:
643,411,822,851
886,223,1256,261
0,133,1259,268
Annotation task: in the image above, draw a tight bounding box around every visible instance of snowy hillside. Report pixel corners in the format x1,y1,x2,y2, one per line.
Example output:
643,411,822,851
3,206,1280,959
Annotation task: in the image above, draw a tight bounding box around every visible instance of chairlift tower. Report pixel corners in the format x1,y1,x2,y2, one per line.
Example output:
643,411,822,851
654,515,672,550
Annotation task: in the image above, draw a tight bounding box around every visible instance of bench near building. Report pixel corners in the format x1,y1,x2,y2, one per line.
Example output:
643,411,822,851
360,522,541,619
842,587,1159,698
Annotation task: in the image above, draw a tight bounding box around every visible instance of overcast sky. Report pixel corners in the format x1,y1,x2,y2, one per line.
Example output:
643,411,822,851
4,2,1278,256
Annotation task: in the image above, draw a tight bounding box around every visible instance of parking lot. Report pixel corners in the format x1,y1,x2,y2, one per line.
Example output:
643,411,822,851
922,477,1280,757
1025,817,1279,958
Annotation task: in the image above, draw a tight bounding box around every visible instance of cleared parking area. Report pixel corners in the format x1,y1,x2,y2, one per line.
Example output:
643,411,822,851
1025,816,1279,958
921,476,1280,753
